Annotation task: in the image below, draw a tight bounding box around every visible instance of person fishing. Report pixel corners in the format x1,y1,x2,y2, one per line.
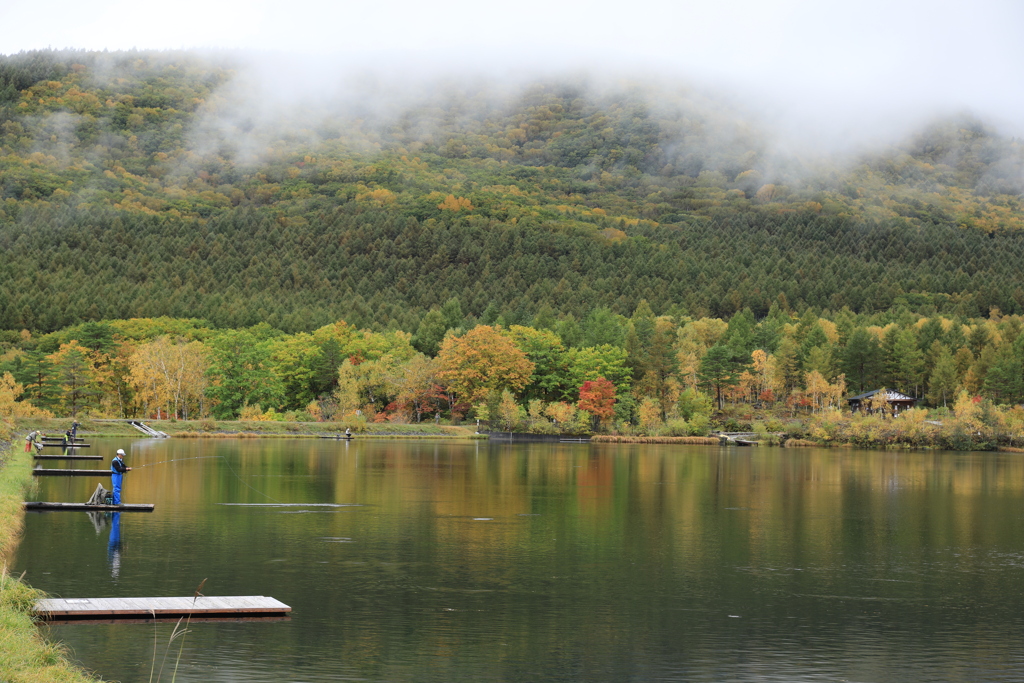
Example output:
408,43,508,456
24,431,43,453
110,449,132,505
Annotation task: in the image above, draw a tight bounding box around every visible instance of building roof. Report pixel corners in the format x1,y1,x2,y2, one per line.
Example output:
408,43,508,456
847,389,916,402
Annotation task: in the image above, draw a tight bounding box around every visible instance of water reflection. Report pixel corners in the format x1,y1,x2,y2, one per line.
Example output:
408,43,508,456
107,512,121,579
15,440,1024,682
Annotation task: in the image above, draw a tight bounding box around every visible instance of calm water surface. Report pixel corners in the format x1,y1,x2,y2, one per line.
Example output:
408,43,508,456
14,438,1024,682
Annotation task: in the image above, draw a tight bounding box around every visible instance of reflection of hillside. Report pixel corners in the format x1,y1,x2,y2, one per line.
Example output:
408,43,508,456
23,440,1024,681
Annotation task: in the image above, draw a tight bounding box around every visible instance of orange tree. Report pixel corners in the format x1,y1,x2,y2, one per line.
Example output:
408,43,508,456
437,325,534,406
577,377,616,430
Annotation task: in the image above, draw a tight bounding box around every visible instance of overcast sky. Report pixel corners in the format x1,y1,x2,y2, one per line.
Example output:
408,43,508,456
2,0,1023,140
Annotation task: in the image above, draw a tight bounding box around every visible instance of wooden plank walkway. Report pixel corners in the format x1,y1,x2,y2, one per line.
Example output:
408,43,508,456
35,596,291,620
34,454,103,460
25,502,154,512
32,469,109,476
44,614,291,625
41,443,92,449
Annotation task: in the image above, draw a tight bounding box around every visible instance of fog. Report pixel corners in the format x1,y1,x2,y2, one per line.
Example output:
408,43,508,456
3,0,1023,157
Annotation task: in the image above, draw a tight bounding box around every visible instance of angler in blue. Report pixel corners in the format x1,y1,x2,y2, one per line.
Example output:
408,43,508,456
110,449,132,505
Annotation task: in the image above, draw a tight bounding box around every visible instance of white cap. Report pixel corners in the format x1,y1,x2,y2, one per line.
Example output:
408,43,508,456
116,449,125,456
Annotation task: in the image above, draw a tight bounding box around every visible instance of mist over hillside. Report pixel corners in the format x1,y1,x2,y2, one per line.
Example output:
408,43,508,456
2,49,1024,333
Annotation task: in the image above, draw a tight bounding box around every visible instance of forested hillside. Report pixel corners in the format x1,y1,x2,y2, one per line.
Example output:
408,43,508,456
2,50,1024,333
3,50,1024,438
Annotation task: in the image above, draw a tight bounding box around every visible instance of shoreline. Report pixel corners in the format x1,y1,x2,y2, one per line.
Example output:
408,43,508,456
12,418,482,441
0,437,102,683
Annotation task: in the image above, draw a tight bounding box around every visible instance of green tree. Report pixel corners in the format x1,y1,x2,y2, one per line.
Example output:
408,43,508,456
508,325,570,403
842,327,883,393
927,345,959,407
206,327,285,418
565,344,631,398
886,327,925,396
698,343,749,410
268,333,322,410
413,308,447,357
47,341,104,417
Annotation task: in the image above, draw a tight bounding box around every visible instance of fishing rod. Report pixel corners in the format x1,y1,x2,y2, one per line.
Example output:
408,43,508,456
132,455,225,468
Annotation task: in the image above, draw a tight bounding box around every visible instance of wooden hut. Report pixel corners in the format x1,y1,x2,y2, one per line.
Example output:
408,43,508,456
847,389,917,415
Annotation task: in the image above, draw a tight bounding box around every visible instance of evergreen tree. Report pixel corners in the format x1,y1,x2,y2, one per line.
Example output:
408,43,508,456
842,327,883,393
413,309,447,357
698,343,749,410
927,345,959,407
887,327,925,396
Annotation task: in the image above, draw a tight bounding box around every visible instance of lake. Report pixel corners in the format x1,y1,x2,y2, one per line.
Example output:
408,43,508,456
14,438,1024,682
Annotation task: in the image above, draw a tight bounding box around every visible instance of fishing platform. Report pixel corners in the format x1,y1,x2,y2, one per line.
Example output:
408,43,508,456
24,502,154,512
32,468,110,476
34,454,103,460
34,596,291,622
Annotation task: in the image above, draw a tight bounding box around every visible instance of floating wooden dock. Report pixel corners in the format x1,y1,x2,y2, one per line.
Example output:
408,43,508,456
41,443,92,449
32,469,109,476
34,454,103,460
25,502,154,512
34,596,291,621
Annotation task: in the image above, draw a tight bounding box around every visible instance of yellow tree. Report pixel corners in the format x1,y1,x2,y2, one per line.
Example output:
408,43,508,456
676,318,728,389
129,337,211,419
335,351,416,418
751,349,781,404
805,370,841,413
437,326,534,405
394,353,442,423
0,372,52,418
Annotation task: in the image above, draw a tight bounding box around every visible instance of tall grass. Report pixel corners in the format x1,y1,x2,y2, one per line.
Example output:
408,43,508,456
0,436,102,683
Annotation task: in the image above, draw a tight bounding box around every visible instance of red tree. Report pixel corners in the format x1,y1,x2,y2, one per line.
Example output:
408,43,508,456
578,377,616,428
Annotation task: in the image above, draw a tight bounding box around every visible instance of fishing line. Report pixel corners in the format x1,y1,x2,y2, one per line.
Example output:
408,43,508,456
218,455,283,504
133,453,283,504
133,456,224,468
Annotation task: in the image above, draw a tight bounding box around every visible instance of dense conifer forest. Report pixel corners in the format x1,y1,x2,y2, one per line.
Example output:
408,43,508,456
3,49,1024,443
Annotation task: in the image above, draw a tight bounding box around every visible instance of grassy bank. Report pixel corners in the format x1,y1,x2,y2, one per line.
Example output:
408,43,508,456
12,417,481,440
0,436,102,683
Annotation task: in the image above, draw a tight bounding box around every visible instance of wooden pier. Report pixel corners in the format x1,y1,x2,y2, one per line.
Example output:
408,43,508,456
34,596,291,621
25,502,154,512
41,443,92,449
32,469,109,476
34,454,103,460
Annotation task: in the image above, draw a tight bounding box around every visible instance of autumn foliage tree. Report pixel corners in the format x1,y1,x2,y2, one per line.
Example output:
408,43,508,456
577,377,616,429
437,325,534,404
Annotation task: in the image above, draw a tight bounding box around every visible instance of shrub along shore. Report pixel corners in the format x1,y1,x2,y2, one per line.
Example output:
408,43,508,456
12,418,480,440
0,434,101,683
11,406,1024,451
